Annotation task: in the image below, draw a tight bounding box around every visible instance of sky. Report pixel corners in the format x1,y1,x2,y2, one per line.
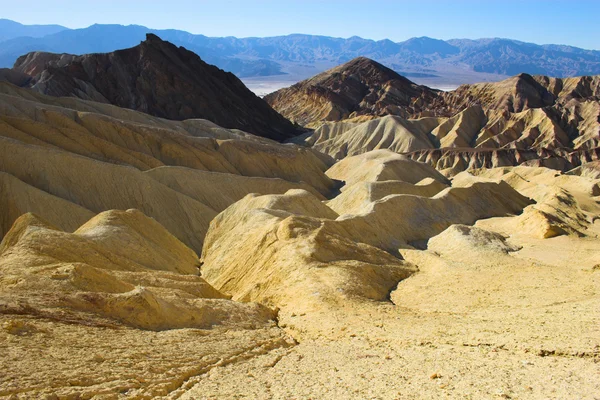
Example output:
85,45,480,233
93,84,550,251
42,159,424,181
1,0,599,49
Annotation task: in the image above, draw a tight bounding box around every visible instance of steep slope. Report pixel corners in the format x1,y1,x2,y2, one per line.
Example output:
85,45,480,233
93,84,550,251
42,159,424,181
0,171,95,238
307,115,441,158
10,34,298,141
441,73,557,113
264,57,439,126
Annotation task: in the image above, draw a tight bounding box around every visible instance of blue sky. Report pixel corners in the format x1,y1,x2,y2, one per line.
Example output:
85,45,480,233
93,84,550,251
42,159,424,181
2,0,599,49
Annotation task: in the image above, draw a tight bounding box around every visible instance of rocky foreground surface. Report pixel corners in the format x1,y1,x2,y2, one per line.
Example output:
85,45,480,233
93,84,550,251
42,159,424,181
0,73,598,399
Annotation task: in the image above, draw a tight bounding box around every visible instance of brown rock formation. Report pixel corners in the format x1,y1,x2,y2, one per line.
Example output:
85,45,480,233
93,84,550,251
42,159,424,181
10,34,298,141
270,58,599,171
264,57,438,127
405,146,600,176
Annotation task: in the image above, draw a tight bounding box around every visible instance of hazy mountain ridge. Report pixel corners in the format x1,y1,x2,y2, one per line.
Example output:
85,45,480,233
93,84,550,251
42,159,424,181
0,19,67,42
1,21,599,81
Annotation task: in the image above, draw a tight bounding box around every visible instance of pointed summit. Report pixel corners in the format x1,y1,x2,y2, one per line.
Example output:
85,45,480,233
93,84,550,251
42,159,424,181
11,35,298,141
265,57,439,127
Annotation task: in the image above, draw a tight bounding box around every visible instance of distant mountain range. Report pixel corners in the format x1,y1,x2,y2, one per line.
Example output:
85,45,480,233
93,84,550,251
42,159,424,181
1,19,600,86
0,19,67,42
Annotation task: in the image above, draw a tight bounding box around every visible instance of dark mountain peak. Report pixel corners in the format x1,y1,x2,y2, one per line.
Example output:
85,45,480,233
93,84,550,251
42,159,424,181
265,56,439,126
145,32,159,41
514,72,547,86
344,56,386,68
9,37,298,141
329,56,407,83
144,32,163,44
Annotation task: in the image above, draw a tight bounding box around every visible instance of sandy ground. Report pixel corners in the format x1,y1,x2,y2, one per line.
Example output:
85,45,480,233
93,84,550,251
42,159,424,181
181,227,600,399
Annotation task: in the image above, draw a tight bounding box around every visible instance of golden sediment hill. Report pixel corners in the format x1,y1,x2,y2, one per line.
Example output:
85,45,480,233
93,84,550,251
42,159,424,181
200,176,532,311
0,82,336,253
186,157,599,399
0,210,290,398
201,151,534,308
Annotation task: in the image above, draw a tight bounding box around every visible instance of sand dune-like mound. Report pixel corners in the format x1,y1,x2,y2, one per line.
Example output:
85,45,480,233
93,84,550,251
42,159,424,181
428,224,521,258
454,167,599,238
320,150,531,251
201,190,416,316
0,209,277,330
335,180,532,251
327,178,448,215
326,149,449,186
